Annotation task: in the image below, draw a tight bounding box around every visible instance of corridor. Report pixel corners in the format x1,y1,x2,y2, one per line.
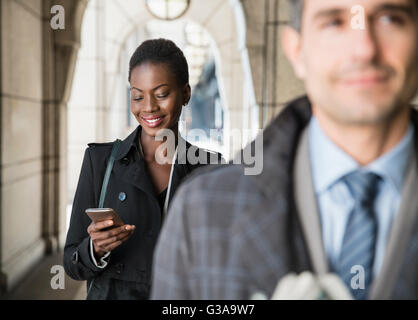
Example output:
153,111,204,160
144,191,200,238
0,0,302,299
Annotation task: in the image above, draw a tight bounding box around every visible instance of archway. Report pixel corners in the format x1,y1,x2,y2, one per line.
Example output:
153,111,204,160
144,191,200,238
67,0,257,222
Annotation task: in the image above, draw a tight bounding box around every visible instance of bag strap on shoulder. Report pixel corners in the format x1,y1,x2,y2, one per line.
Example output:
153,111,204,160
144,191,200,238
86,139,121,300
98,139,121,208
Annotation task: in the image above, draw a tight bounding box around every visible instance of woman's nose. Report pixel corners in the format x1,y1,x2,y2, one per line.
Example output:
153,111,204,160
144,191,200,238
143,95,159,112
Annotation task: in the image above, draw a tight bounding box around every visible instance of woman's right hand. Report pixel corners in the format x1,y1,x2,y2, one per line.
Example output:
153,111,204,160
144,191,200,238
87,220,136,258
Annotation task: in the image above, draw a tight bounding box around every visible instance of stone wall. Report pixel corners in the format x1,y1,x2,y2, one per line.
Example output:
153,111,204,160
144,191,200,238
0,0,86,293
1,0,45,293
241,0,305,127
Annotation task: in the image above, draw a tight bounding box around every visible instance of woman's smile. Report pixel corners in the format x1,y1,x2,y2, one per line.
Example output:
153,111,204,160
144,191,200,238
141,115,165,128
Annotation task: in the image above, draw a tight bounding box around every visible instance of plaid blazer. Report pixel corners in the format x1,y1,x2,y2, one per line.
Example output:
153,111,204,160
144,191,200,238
151,96,418,299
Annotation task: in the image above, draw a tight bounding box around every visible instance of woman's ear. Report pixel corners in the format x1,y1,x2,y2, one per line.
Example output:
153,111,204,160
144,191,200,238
282,26,306,80
183,84,191,106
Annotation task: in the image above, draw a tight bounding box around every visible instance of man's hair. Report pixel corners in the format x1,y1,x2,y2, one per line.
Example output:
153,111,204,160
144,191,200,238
288,0,304,32
128,38,189,87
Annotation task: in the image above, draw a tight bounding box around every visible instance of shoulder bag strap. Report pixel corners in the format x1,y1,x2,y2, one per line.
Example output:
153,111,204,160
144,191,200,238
86,138,121,299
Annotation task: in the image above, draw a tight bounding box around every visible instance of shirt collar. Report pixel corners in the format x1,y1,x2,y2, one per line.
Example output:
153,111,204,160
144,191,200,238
309,116,414,194
365,123,414,192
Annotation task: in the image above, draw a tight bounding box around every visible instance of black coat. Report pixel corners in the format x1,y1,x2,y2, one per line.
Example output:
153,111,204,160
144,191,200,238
63,125,222,299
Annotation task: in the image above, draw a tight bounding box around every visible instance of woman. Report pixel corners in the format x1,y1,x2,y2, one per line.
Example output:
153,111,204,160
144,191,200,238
63,39,222,299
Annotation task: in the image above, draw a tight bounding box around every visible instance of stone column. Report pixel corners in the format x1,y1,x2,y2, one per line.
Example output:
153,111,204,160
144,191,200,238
241,0,304,127
0,0,87,294
48,0,87,250
0,0,45,293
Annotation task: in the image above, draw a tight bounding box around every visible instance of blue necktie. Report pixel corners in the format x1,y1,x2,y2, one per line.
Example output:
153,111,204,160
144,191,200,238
337,171,381,300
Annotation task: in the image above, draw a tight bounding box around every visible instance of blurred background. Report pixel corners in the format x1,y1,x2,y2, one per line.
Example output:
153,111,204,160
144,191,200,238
1,0,415,300
0,0,306,300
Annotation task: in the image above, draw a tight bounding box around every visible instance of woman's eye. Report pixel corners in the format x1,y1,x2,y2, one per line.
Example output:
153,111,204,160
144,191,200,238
133,97,143,101
156,92,169,99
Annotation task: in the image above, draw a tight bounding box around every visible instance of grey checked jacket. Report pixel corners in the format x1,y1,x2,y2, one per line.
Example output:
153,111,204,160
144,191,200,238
151,96,418,299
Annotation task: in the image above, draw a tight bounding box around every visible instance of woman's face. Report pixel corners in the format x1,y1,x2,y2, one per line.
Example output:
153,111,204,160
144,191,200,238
129,62,190,137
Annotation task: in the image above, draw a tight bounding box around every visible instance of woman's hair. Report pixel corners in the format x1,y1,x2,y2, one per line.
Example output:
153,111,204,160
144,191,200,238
128,38,189,87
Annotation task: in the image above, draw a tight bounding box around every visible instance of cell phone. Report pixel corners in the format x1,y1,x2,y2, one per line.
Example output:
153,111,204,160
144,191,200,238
85,208,124,228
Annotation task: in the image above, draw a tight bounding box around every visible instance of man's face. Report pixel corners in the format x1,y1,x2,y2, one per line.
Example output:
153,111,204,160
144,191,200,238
287,0,418,125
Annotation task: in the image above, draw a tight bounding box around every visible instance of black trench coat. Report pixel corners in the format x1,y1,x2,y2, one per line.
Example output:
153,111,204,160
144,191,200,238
63,125,222,299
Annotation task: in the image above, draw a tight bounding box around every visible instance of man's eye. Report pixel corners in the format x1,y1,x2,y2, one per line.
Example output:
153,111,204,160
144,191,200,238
133,97,143,101
379,14,406,26
324,18,344,28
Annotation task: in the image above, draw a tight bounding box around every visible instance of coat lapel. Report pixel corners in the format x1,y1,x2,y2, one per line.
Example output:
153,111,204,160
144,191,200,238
112,126,194,203
369,114,418,299
115,156,158,199
165,136,194,207
294,125,329,275
113,125,158,198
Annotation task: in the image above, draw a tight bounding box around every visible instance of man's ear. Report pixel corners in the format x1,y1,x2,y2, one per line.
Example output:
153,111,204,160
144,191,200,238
282,26,306,80
183,84,191,105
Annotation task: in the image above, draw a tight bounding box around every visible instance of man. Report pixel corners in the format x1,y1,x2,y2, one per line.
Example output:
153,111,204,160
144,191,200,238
151,0,418,299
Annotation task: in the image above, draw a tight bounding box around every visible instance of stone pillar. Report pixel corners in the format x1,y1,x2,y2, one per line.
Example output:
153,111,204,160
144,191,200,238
42,0,59,254
0,0,45,293
241,0,305,127
0,0,3,293
0,0,87,294
49,0,87,250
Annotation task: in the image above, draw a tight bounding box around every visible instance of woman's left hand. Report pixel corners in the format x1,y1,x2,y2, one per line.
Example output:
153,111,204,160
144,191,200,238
88,221,136,258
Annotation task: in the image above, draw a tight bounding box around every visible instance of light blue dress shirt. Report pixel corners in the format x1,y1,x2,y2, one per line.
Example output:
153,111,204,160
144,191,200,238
309,116,414,277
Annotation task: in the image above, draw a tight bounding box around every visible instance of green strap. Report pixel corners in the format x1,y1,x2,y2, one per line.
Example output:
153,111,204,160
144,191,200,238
87,139,121,300
98,139,121,208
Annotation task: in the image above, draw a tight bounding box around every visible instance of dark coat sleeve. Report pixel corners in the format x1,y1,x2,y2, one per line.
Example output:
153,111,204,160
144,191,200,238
63,147,106,281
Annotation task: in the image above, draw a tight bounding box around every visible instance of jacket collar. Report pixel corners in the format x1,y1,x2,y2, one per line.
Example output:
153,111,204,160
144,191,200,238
115,124,198,176
115,125,194,161
246,96,312,199
114,125,197,207
115,125,142,161
247,95,418,200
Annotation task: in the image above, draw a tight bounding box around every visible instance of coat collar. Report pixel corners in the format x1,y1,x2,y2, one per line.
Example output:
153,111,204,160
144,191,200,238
115,125,195,163
247,96,312,199
115,125,141,161
247,95,418,200
113,125,195,203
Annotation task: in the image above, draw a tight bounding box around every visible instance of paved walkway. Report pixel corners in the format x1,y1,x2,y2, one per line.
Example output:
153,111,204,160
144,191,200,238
1,252,86,300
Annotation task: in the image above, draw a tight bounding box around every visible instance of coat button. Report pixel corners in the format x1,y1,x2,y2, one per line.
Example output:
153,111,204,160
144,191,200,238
115,263,123,274
118,192,127,201
72,251,79,264
121,157,130,165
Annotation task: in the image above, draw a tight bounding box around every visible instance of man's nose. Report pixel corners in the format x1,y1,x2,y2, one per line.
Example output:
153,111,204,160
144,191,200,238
351,22,379,63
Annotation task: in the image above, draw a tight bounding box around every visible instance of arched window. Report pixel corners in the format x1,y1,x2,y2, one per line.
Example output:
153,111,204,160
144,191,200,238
146,0,191,20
